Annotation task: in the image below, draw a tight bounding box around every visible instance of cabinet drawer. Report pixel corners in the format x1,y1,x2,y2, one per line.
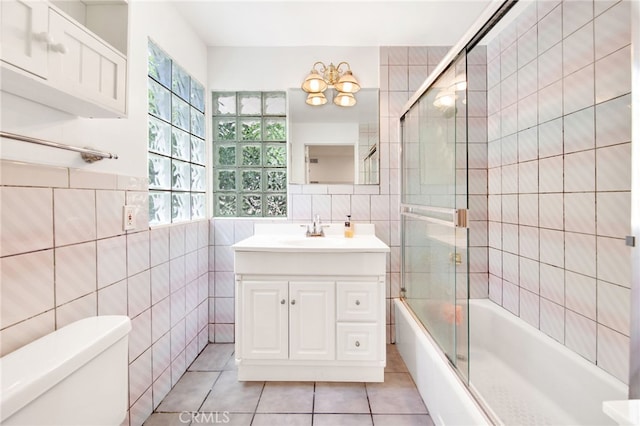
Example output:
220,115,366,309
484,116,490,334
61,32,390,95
336,281,378,322
336,323,378,361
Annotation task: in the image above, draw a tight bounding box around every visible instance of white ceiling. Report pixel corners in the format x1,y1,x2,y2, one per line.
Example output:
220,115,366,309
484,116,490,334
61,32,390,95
174,1,493,47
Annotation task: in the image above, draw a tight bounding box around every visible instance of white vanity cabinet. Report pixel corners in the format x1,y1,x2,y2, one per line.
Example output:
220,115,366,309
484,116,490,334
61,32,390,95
233,224,390,382
0,0,127,117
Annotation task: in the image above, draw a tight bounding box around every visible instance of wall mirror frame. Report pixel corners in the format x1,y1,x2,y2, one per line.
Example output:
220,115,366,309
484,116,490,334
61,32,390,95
287,88,379,185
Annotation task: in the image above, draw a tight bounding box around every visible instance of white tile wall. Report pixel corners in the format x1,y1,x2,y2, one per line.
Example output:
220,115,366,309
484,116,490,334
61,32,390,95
55,242,97,306
485,0,632,383
56,293,97,328
0,187,53,257
597,324,630,383
98,279,128,316
0,249,55,328
0,161,209,426
97,190,126,239
97,236,127,288
53,189,97,246
565,310,597,362
539,297,564,343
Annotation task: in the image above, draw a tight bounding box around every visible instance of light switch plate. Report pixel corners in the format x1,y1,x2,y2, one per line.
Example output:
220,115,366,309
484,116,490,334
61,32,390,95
123,205,136,231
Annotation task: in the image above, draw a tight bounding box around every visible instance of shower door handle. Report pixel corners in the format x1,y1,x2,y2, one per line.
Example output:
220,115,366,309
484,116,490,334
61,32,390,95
455,209,468,228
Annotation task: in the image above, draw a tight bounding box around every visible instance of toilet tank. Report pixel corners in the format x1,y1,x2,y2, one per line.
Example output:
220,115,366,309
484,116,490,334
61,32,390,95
0,315,131,426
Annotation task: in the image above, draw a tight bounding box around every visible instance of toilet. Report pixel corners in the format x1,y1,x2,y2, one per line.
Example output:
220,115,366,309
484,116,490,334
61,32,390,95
0,315,131,425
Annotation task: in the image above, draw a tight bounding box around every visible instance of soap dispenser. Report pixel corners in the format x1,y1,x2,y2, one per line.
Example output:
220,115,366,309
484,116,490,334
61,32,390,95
344,215,354,238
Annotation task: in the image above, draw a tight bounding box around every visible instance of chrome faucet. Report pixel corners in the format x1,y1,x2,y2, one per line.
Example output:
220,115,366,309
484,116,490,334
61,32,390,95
306,215,325,237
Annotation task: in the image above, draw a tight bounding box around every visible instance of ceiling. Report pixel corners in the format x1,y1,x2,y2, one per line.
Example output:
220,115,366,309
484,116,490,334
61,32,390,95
174,1,493,47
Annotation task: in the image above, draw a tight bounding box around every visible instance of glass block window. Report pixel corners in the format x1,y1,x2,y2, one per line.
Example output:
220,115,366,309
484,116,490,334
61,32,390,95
148,40,206,225
212,91,287,217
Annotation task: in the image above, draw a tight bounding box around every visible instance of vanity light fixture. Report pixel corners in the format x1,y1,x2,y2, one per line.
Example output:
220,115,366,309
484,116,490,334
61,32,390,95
301,61,361,107
449,73,467,92
433,89,456,109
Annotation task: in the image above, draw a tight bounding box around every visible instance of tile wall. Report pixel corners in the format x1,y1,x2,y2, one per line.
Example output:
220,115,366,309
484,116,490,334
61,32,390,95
484,0,632,383
209,46,451,344
0,161,209,425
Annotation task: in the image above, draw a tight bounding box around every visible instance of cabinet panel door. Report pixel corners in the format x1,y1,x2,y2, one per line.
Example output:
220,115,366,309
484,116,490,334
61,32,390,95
242,281,288,360
48,9,126,114
289,281,335,360
0,0,48,78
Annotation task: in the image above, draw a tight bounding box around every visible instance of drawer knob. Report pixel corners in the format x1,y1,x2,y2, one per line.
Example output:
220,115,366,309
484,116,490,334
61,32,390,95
355,300,360,306
281,299,286,305
291,299,296,305
355,341,360,347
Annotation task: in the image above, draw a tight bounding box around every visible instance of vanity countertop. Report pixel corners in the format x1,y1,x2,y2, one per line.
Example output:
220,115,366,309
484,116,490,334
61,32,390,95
232,223,390,253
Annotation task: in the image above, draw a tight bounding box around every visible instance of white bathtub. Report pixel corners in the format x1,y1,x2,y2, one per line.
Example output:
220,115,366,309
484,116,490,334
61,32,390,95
395,298,629,425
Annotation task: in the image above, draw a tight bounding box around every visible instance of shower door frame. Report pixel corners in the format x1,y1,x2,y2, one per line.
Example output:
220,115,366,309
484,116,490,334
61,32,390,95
629,0,640,400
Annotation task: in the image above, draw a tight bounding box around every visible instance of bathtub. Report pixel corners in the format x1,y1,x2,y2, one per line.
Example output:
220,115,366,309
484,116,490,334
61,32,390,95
395,298,629,425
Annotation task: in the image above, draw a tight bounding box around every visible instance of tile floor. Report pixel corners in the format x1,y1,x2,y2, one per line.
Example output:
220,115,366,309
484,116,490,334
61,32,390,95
144,344,434,426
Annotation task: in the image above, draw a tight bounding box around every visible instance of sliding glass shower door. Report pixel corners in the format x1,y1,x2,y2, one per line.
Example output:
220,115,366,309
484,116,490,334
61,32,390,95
401,54,469,381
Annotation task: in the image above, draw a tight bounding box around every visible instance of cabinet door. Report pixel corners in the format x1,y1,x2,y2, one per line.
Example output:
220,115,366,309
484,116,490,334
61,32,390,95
48,9,126,114
242,281,288,360
289,281,335,360
0,0,48,78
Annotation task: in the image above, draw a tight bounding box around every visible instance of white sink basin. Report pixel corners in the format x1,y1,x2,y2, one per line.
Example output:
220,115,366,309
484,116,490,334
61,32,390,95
232,223,390,275
231,223,390,253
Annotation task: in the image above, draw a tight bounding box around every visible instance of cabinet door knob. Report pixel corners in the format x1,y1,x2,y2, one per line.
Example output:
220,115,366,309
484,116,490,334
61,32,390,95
355,300,360,306
33,32,53,44
280,299,286,305
50,42,68,54
355,341,360,347
291,299,296,305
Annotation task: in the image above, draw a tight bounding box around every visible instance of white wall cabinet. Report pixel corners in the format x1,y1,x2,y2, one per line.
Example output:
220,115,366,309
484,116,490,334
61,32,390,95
0,0,127,117
1,0,49,79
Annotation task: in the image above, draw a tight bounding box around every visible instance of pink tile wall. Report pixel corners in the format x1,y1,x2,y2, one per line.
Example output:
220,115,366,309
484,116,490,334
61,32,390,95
485,0,632,383
0,161,209,426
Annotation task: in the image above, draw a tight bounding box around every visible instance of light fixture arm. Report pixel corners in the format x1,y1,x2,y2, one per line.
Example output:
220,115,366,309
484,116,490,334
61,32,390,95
309,61,353,86
312,61,328,73
335,62,351,72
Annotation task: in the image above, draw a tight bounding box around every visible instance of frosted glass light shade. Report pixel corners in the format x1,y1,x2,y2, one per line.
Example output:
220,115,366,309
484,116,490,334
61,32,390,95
434,90,456,109
334,71,361,93
306,92,328,106
302,70,328,93
334,92,356,107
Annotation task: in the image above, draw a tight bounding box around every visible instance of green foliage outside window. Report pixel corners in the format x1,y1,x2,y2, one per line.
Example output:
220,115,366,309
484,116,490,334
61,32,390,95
212,91,287,217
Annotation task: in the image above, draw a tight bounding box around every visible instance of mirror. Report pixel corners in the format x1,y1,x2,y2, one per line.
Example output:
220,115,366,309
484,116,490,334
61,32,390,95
288,88,379,185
